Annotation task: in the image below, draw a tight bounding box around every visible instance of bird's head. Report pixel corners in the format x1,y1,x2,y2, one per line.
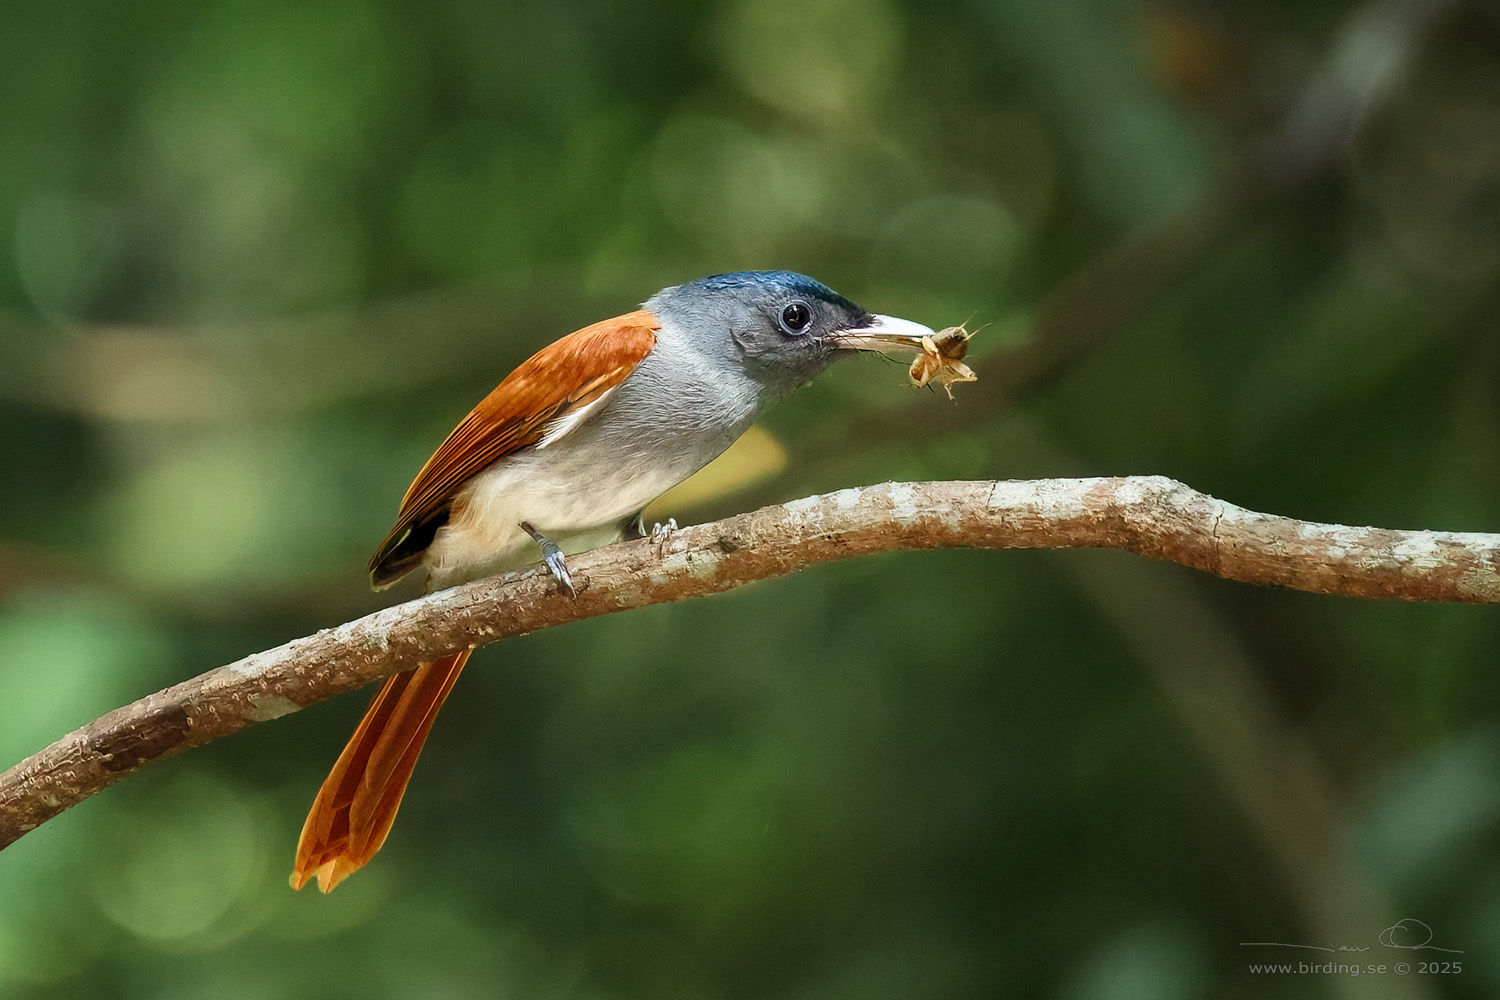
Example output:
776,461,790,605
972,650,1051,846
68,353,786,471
645,270,935,400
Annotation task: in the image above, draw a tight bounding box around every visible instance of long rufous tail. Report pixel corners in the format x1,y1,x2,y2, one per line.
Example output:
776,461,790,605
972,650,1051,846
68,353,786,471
290,649,471,893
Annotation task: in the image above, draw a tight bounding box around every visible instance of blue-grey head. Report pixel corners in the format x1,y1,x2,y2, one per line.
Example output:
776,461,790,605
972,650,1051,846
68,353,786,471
645,270,935,401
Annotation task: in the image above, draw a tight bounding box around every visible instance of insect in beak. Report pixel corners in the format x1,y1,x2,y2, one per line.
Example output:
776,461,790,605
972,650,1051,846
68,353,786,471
907,325,977,400
830,316,978,399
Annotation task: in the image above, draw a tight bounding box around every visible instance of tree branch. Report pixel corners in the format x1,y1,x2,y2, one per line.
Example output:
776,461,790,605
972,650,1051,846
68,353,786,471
2,476,1496,850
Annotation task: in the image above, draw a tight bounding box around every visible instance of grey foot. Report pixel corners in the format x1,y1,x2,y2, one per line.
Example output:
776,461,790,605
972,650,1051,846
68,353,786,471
651,518,678,553
521,522,576,599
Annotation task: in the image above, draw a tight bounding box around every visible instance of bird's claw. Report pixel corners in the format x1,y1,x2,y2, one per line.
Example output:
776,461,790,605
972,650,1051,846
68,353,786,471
651,518,678,553
542,549,576,599
521,522,576,599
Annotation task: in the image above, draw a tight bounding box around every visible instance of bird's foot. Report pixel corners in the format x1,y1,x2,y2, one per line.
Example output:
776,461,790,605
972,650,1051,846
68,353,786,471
651,518,678,553
521,522,576,599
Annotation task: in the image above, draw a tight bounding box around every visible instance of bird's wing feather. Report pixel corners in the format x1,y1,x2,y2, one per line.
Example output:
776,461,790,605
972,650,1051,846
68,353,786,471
368,310,659,586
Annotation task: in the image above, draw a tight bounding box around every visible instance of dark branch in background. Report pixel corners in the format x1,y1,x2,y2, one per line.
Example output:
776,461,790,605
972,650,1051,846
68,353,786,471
2,476,1497,851
0,0,1458,632
785,0,1460,472
1,0,1456,433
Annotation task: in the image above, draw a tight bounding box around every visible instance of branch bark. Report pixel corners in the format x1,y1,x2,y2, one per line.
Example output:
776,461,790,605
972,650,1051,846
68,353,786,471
2,476,1497,850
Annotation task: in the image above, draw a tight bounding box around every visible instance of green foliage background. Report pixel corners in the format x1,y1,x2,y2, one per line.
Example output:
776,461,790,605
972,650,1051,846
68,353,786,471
3,1,1499,997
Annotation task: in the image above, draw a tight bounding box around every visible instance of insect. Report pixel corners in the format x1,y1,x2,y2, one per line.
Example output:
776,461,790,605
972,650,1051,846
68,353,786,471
908,325,977,400
826,319,979,398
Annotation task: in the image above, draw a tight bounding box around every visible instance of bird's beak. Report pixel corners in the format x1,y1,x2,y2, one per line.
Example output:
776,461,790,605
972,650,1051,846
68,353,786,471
828,314,937,356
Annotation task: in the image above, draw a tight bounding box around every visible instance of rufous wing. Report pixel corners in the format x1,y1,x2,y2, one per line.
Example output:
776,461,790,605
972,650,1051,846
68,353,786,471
368,310,659,588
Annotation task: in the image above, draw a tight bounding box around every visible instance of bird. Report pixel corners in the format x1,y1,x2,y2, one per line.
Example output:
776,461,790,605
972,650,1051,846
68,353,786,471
290,270,936,893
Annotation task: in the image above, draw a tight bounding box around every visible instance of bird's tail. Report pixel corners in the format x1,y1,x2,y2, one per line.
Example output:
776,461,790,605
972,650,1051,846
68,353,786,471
290,649,471,893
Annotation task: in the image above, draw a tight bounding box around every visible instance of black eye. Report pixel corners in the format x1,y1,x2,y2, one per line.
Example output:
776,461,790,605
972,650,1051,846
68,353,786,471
779,300,813,335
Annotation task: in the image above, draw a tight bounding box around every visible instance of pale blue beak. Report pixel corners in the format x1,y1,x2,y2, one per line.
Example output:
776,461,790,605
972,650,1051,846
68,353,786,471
829,314,937,354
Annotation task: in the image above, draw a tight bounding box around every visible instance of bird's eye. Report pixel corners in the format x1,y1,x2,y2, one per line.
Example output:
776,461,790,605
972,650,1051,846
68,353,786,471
779,300,813,335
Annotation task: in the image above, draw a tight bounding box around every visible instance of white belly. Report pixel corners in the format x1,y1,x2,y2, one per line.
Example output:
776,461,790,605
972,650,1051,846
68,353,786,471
422,440,711,589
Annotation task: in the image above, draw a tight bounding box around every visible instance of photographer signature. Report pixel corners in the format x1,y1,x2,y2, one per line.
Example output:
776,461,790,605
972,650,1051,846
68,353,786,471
1240,918,1463,954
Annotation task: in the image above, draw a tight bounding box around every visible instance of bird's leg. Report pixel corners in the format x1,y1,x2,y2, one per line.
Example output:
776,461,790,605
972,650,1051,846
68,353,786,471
520,522,576,599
